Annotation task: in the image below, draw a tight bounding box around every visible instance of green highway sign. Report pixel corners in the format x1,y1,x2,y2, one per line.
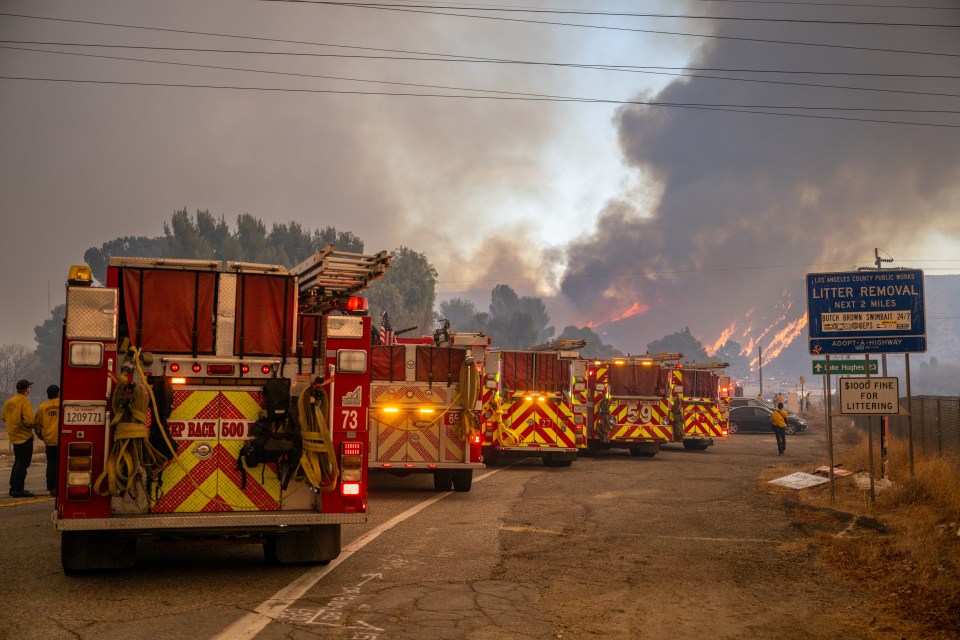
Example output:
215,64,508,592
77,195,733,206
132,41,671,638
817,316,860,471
812,359,879,375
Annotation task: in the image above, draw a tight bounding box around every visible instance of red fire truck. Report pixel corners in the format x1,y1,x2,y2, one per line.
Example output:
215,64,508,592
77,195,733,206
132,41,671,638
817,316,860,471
368,329,488,492
54,246,390,572
480,339,586,467
670,361,731,451
582,353,683,457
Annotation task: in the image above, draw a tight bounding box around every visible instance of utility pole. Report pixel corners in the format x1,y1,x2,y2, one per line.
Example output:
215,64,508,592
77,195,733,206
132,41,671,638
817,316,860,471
758,341,763,399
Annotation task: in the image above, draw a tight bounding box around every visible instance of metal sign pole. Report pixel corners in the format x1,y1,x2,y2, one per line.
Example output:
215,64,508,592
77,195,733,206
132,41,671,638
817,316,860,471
906,353,914,477
881,353,888,479
826,354,834,501
866,352,875,505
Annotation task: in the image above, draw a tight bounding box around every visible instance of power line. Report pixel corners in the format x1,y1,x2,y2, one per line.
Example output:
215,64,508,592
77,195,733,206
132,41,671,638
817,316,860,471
0,45,571,100
433,261,960,288
392,0,960,9
275,1,960,28
3,75,959,128
8,42,960,102
259,1,960,58
4,13,958,79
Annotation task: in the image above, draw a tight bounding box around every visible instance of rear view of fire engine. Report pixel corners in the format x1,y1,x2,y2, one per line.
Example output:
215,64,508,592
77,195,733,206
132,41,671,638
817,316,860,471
54,246,390,572
669,361,731,451
581,353,683,458
480,339,586,467
368,325,488,492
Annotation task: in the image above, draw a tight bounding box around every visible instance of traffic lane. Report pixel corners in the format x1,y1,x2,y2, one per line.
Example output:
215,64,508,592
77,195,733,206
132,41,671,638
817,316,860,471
0,474,447,640
247,461,555,640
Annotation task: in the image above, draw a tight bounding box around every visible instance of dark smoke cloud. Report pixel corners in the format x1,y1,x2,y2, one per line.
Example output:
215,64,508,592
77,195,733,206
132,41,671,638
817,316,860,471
560,5,960,358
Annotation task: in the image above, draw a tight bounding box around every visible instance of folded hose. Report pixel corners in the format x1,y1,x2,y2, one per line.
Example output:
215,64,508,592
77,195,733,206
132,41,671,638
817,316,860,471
452,357,481,440
94,369,169,498
492,395,523,446
670,396,685,442
295,382,339,491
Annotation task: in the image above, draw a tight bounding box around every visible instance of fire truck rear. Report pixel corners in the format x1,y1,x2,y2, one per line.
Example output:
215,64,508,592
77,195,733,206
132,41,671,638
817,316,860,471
54,246,389,572
670,361,731,451
582,353,682,457
480,339,586,467
368,329,488,492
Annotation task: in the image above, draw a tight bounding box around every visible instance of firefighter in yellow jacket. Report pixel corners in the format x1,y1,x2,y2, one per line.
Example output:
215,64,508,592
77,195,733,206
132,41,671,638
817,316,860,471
35,385,60,497
3,379,36,497
770,402,789,456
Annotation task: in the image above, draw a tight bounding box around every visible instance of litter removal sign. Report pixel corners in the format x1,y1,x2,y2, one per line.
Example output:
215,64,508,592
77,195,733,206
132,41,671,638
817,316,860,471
806,269,926,355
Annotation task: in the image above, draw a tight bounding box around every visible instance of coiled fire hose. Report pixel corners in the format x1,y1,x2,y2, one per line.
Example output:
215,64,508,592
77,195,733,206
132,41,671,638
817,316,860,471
295,382,339,491
670,396,685,442
492,395,523,446
452,357,481,440
94,355,169,498
597,396,613,442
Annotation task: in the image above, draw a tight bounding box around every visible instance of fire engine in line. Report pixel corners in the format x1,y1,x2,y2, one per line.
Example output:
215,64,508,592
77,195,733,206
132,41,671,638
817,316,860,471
54,246,390,572
480,339,586,467
368,325,488,492
581,353,684,458
669,361,731,451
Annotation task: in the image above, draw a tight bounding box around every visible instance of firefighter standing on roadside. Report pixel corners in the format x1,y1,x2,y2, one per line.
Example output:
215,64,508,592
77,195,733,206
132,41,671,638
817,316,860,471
35,385,60,497
770,402,789,456
3,379,36,497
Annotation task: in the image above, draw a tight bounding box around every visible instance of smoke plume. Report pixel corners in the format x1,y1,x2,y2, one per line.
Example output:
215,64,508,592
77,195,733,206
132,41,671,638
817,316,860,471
560,4,960,362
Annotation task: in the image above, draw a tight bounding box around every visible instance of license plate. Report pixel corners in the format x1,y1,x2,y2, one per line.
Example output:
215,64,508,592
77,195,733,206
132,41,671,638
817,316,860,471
63,405,106,426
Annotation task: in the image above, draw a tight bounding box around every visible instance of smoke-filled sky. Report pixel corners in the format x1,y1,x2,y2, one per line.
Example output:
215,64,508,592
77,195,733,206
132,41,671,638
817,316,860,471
2,1,959,368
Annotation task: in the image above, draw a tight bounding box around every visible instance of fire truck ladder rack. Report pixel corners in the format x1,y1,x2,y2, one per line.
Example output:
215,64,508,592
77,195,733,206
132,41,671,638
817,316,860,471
683,361,730,369
626,352,683,362
528,339,587,352
293,245,392,311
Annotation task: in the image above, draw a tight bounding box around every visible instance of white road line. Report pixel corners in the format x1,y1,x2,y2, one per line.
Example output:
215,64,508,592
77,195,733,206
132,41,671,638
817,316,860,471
212,467,504,640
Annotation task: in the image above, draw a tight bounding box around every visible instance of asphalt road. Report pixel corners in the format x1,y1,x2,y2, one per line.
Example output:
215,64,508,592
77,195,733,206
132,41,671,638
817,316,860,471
0,424,885,640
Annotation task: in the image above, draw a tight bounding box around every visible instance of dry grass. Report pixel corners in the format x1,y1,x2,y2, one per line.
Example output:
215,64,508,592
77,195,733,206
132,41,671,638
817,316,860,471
772,427,960,637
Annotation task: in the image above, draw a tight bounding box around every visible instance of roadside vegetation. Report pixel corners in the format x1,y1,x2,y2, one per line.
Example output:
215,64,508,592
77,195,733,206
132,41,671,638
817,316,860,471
763,421,960,638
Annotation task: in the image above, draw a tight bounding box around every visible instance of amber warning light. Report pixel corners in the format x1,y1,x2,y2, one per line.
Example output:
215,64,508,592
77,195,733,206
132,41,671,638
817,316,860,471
347,296,368,312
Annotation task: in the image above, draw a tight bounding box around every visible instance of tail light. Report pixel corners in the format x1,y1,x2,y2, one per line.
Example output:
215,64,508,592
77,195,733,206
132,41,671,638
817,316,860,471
207,364,235,376
66,442,93,501
340,441,363,496
470,432,482,462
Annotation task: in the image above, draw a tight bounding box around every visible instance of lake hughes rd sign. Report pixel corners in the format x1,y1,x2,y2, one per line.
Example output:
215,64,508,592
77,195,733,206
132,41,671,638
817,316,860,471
806,269,926,355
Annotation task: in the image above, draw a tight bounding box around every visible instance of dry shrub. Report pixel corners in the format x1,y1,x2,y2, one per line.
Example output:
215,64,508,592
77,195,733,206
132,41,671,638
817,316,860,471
805,435,960,636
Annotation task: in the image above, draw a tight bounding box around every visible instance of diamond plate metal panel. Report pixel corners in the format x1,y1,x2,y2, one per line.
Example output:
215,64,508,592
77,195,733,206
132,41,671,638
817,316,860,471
217,273,237,357
328,316,363,338
65,287,118,340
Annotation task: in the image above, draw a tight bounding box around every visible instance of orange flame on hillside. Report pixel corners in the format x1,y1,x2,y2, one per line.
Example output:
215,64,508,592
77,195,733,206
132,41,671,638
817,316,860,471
613,301,649,322
586,301,650,329
748,314,808,369
708,322,736,356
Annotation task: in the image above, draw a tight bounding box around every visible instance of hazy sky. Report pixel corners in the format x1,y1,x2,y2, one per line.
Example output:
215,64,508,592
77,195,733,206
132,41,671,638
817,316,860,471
2,1,959,366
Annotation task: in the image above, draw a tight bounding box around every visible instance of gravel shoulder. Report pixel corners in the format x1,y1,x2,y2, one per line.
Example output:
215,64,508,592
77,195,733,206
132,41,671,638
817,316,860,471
494,423,906,640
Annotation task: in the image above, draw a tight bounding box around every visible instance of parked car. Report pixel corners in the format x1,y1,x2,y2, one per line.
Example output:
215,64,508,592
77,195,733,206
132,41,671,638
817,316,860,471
727,406,808,435
729,397,799,417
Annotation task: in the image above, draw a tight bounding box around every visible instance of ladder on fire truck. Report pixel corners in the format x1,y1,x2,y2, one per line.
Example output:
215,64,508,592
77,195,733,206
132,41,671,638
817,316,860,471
293,245,391,312
625,352,683,363
528,338,587,352
683,361,730,370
